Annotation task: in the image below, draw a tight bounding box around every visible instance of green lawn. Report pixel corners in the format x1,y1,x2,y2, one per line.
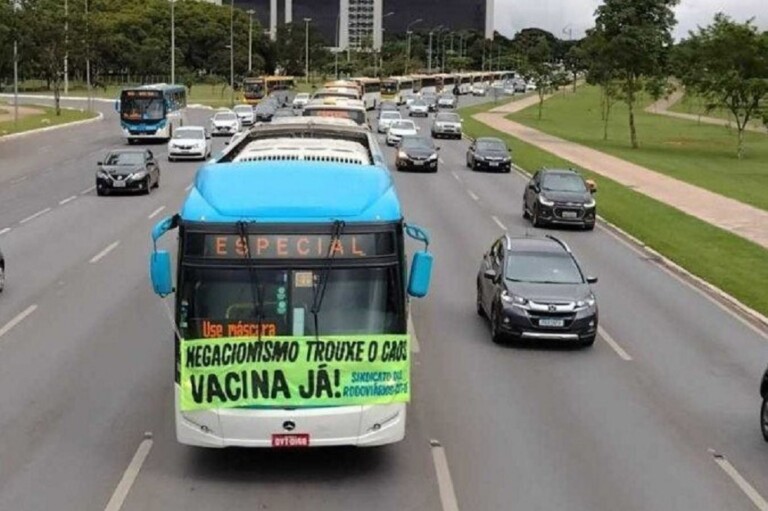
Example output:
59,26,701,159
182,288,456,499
0,103,97,137
460,101,768,318
506,85,768,212
668,92,766,130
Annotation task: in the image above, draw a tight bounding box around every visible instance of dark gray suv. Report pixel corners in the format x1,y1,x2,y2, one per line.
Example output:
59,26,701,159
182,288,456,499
761,365,768,441
476,235,598,347
0,247,4,292
523,168,597,230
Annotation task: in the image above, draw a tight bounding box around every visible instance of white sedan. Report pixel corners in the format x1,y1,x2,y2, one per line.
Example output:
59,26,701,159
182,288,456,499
167,126,212,161
210,111,241,136
292,92,311,109
386,120,419,146
233,104,255,126
378,111,402,133
408,99,429,117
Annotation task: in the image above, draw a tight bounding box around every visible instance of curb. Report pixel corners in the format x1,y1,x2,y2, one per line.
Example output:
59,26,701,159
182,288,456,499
0,93,114,104
467,127,768,332
0,110,104,142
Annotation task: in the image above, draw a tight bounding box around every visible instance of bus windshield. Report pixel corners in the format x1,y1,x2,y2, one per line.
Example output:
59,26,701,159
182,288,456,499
179,266,400,338
120,92,165,121
382,81,398,94
243,81,265,97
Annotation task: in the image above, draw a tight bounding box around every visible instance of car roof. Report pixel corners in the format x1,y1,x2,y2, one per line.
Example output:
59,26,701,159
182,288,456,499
505,236,571,255
108,148,146,154
476,137,505,144
539,168,582,176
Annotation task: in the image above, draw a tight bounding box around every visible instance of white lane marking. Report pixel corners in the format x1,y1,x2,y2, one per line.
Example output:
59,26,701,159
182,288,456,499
408,313,420,353
710,450,768,511
451,171,462,182
598,326,632,361
491,216,507,231
0,227,11,236
0,305,38,339
430,440,460,511
439,158,445,164
467,190,479,202
90,241,120,264
185,183,194,192
59,195,77,205
10,176,29,185
80,185,96,195
19,207,52,224
148,206,166,219
103,435,154,511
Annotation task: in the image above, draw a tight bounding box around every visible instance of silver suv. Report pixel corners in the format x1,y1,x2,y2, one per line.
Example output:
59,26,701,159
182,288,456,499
431,112,463,140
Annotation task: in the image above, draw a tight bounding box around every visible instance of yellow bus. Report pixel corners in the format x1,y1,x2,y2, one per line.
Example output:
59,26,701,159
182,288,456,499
242,76,295,105
381,77,415,105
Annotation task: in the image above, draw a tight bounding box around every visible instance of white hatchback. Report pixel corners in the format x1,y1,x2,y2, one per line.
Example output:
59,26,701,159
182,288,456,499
386,120,419,146
378,111,402,133
292,92,311,109
167,126,212,161
233,104,255,126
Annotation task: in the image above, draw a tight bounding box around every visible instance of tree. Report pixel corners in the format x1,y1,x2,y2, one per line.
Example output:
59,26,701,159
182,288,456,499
581,29,620,140
592,0,679,148
674,14,768,159
523,36,555,120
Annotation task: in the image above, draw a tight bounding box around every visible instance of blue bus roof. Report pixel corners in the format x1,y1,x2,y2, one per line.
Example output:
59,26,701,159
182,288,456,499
121,83,185,93
180,161,402,224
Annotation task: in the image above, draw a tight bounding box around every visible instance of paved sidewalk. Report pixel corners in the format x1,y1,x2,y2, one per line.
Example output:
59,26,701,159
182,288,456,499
646,90,767,134
474,101,768,250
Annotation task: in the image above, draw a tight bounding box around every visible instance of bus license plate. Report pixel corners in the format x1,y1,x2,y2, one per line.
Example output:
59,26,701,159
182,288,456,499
272,434,310,448
539,318,564,327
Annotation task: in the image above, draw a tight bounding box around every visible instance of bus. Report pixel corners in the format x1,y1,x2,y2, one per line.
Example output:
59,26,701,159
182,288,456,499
148,159,433,448
350,77,382,110
381,77,415,105
118,84,187,144
435,73,456,94
303,97,368,127
242,76,296,105
457,73,474,95
413,74,437,94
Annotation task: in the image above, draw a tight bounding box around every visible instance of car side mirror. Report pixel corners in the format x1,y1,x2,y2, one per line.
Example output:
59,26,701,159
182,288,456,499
149,250,174,296
528,183,538,191
97,161,103,166
483,269,497,281
587,276,598,284
408,251,433,298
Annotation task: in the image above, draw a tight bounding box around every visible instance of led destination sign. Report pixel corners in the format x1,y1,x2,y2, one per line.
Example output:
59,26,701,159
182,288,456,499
186,233,395,259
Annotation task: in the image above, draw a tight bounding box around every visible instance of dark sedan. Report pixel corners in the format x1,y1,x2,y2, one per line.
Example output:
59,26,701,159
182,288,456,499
522,168,596,230
96,149,160,196
254,102,277,122
395,136,440,172
476,235,598,347
0,246,5,293
466,137,512,172
761,365,768,441
421,93,438,112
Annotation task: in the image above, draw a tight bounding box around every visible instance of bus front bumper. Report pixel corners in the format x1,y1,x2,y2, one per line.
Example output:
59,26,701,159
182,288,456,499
174,386,405,448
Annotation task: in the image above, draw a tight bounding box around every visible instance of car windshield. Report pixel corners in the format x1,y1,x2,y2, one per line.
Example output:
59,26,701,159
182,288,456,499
214,113,237,121
392,121,415,130
381,112,401,119
295,93,309,100
478,140,506,151
401,137,434,150
104,152,144,165
542,173,588,193
506,252,583,284
436,113,460,122
173,129,204,140
412,100,426,107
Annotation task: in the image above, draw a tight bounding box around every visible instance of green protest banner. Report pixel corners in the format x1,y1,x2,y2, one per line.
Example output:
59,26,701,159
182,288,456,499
179,335,410,411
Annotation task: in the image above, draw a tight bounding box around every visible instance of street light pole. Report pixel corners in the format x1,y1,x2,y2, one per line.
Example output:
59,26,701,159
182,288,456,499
428,31,433,72
170,0,175,83
303,18,312,83
13,39,18,128
404,18,422,74
247,9,255,72
64,0,68,94
229,0,234,107
85,0,91,112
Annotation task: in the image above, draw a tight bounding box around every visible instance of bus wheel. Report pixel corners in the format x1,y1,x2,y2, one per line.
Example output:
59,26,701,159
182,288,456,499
127,138,135,145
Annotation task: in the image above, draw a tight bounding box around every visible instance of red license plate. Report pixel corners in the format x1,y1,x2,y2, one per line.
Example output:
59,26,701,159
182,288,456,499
271,434,310,448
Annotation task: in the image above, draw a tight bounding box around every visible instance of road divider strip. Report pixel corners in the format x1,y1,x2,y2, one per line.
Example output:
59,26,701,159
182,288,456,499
467,190,479,202
430,439,460,511
59,195,77,205
185,183,194,192
11,176,29,185
710,449,768,511
0,227,11,236
103,434,154,511
0,304,38,340
80,185,96,195
148,206,166,219
90,241,120,264
491,216,507,231
598,326,632,361
451,171,462,182
19,207,52,225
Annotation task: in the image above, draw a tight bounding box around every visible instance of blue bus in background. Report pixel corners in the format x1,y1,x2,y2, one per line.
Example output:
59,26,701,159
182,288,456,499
149,160,433,448
117,84,187,144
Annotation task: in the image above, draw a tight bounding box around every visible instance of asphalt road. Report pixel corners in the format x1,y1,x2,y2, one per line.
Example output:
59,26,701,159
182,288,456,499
0,93,766,511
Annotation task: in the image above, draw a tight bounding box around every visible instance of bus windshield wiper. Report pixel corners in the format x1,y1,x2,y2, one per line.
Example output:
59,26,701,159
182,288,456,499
237,221,265,341
310,220,345,340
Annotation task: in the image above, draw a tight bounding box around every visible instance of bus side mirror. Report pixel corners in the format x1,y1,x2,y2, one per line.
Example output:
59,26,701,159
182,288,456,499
408,251,433,298
149,250,173,296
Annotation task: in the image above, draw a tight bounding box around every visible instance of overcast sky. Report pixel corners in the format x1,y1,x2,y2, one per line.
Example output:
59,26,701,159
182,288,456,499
494,0,768,40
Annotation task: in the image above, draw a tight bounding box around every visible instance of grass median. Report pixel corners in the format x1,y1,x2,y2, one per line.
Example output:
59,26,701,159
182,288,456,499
0,102,97,137
460,100,768,318
506,85,768,212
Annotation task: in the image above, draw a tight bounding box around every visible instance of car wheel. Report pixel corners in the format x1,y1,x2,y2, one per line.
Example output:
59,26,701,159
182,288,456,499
0,264,5,293
532,205,543,227
154,173,160,188
490,306,504,345
581,335,596,348
168,155,174,162
430,166,438,173
466,156,472,169
143,178,152,195
476,282,486,317
761,398,768,442
522,199,530,219
584,222,595,231
97,187,106,197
